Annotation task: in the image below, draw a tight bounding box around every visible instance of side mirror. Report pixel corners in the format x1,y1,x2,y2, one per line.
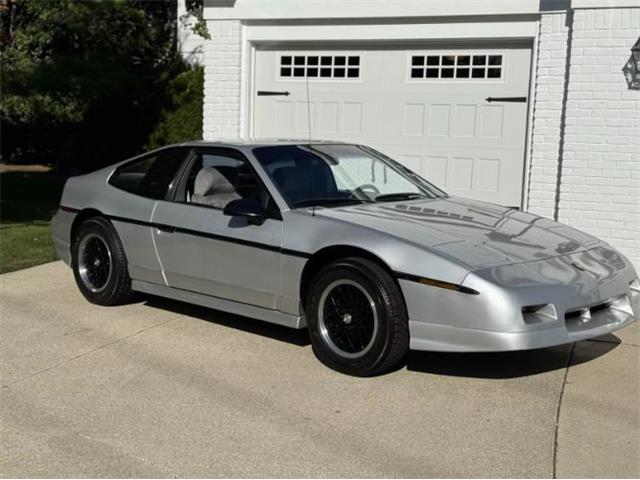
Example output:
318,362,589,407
223,198,268,225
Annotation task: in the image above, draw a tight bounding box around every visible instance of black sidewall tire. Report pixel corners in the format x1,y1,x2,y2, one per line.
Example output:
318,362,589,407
72,217,134,306
306,258,409,376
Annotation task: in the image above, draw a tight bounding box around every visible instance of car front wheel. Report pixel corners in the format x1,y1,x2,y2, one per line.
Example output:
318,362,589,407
306,257,409,376
72,216,135,306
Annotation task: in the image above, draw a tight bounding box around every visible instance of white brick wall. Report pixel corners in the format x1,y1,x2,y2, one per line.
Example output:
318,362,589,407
561,7,640,266
528,12,570,219
202,20,242,140
529,7,640,266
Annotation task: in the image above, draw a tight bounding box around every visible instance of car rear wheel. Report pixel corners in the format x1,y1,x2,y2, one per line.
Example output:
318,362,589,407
72,216,135,306
306,257,409,376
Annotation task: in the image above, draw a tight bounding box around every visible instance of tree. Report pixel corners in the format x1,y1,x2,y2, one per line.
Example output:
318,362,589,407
0,0,198,170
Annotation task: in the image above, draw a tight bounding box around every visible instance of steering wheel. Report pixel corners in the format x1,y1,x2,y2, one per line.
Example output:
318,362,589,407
350,184,380,200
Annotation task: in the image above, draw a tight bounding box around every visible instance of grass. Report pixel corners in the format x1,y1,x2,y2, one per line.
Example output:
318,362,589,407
0,165,65,274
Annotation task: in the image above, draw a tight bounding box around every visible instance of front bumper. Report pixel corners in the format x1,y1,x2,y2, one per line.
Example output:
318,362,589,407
403,246,639,352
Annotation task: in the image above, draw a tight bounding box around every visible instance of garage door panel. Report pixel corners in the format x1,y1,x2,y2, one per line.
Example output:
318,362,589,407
386,95,525,148
480,104,505,138
254,45,531,207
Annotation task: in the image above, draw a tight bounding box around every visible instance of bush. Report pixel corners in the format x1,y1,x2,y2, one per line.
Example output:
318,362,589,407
146,66,203,149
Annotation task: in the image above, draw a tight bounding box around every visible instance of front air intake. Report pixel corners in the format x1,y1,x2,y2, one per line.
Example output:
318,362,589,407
522,304,557,325
564,294,633,333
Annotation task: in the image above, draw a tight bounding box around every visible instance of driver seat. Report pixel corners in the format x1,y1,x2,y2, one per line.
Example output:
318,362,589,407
191,166,241,209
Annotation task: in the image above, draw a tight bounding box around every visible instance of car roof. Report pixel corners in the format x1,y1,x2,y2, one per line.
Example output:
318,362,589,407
174,139,352,149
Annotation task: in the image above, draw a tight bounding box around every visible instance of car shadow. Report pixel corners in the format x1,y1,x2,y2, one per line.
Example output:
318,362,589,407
142,295,311,347
140,294,621,378
405,337,620,379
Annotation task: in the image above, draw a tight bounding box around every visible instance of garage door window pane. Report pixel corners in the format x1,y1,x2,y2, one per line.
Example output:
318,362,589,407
473,55,487,66
410,53,502,80
442,55,455,66
280,54,360,79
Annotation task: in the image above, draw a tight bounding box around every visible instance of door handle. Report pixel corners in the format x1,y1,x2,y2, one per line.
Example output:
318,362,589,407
257,90,290,96
485,96,527,103
156,225,175,234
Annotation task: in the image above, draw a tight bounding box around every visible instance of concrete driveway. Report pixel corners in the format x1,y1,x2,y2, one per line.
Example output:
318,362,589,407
1,261,639,478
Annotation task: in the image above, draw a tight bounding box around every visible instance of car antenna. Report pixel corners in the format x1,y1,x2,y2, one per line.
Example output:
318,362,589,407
305,73,312,144
305,73,316,217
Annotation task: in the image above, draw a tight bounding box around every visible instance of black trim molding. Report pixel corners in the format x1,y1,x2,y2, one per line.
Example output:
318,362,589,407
59,206,310,259
60,206,80,213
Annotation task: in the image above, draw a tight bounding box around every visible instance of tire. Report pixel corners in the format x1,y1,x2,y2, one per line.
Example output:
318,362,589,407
71,216,135,306
306,257,409,376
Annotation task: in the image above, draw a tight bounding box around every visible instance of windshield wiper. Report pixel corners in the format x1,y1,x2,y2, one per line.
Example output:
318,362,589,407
374,192,427,202
292,197,373,208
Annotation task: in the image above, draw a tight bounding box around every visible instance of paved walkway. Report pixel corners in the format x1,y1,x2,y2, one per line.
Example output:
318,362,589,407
1,262,638,477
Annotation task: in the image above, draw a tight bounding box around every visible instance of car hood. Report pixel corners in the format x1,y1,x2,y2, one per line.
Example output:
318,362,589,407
313,196,603,270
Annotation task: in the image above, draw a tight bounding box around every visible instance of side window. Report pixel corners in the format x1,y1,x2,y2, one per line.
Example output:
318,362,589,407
178,150,278,215
109,148,187,200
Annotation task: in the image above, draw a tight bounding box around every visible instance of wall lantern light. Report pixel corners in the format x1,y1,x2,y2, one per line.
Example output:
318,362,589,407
632,37,640,74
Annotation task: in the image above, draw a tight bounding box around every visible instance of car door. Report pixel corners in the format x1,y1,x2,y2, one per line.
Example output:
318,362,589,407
150,147,283,310
106,146,190,285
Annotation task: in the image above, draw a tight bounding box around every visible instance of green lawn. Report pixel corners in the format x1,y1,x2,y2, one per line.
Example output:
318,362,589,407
0,166,65,274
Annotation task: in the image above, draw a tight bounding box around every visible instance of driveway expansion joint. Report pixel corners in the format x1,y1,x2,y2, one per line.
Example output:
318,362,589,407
552,341,575,479
1,316,181,389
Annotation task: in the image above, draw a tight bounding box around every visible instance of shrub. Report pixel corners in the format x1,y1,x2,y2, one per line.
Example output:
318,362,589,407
146,66,203,149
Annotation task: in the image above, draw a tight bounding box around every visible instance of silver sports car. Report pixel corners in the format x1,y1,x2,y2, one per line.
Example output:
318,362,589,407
52,141,639,375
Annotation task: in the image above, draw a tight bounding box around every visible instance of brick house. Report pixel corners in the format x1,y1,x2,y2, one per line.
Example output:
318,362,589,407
180,0,640,266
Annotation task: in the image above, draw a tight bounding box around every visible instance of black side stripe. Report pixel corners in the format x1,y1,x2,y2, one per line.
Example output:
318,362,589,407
60,206,475,292
60,206,310,259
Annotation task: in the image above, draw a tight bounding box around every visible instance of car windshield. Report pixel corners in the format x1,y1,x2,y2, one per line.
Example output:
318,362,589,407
252,144,446,209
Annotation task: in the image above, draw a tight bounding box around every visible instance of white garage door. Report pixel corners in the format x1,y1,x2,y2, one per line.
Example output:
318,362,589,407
253,43,532,207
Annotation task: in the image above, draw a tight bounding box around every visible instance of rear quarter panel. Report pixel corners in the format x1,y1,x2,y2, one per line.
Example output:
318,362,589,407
57,167,164,284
